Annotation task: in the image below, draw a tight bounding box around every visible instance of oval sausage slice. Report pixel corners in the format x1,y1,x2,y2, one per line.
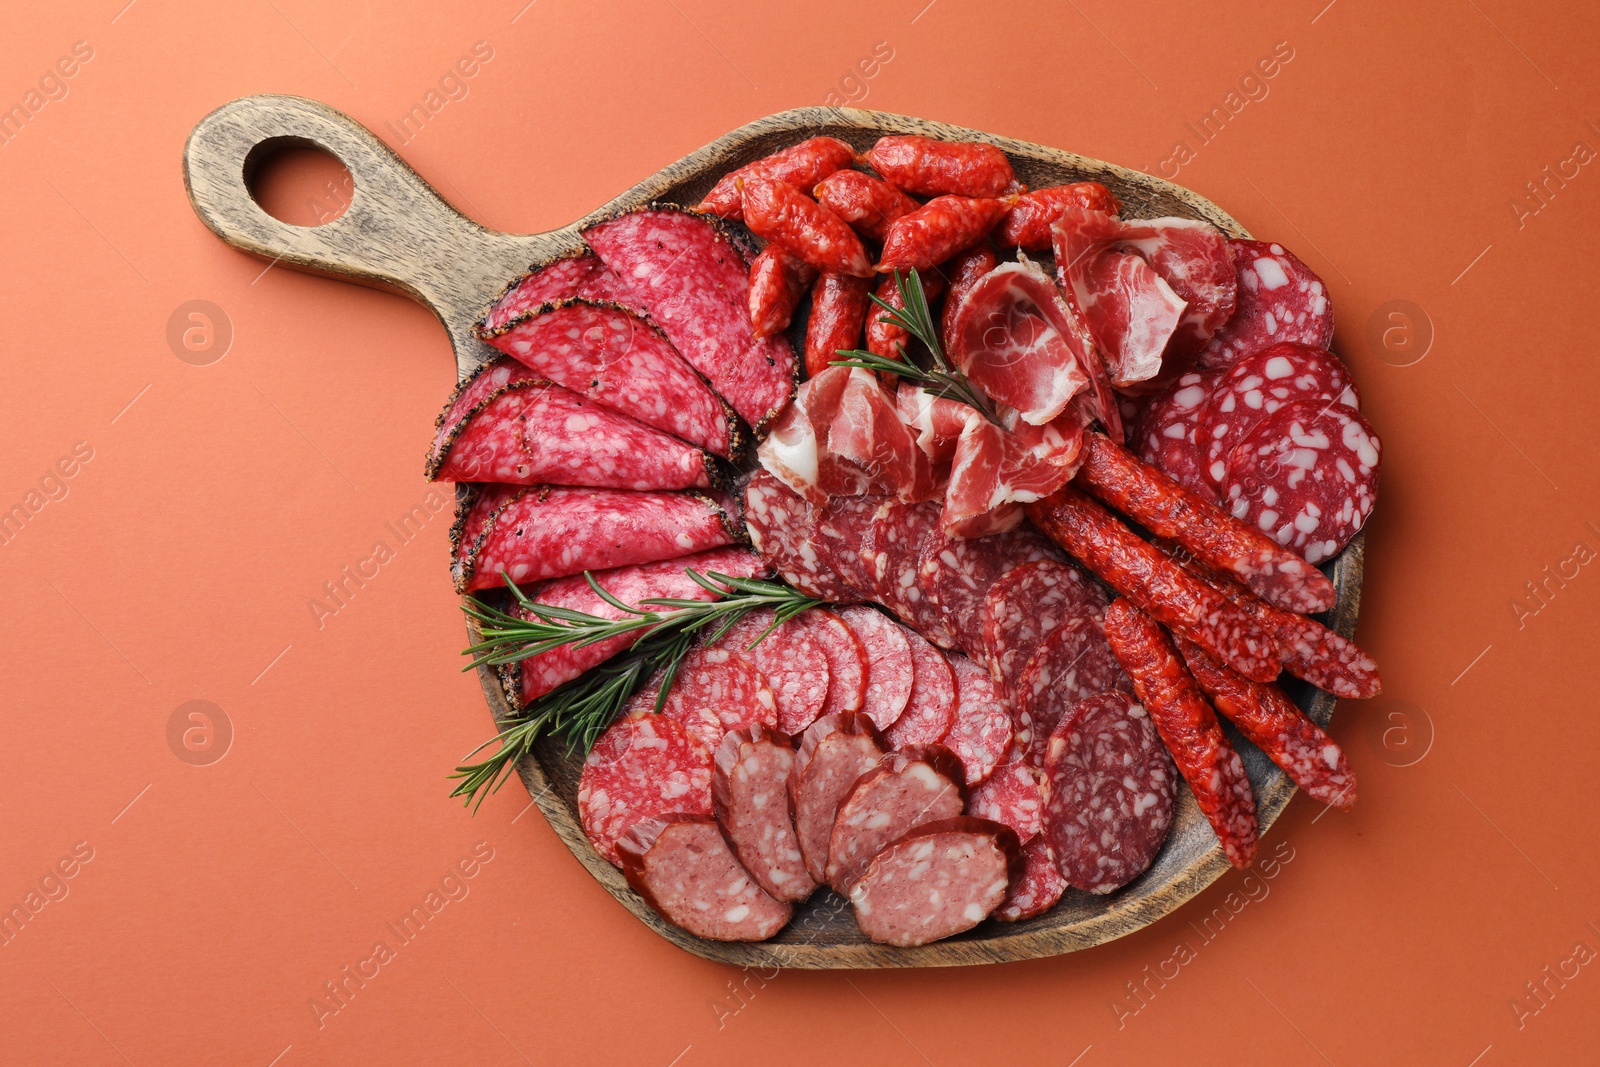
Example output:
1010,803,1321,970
824,745,966,894
619,815,792,941
791,713,886,884
849,817,1022,947
713,725,816,903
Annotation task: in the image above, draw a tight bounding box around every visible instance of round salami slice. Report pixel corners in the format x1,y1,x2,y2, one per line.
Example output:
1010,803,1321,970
619,815,792,941
812,493,890,598
715,609,831,735
981,558,1108,702
1223,399,1381,565
994,838,1067,922
863,501,959,649
967,757,1044,843
825,745,968,893
1042,691,1177,895
798,609,868,717
944,656,1014,785
1014,616,1132,765
848,817,1022,946
578,713,713,867
1198,239,1334,370
835,605,914,731
1201,342,1359,490
883,628,959,749
792,713,886,884
742,471,856,602
630,646,778,751
712,725,816,902
919,527,1061,662
1133,368,1226,503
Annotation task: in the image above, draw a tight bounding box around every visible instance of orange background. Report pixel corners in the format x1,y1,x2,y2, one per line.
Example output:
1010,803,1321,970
3,1,1597,1064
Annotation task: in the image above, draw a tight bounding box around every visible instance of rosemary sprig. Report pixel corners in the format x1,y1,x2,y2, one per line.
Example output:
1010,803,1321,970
830,268,1001,424
451,569,821,812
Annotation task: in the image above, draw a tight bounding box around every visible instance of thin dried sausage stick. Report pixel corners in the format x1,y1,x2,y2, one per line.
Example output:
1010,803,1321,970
697,136,857,219
997,182,1122,249
867,271,946,360
878,195,1014,272
748,245,816,339
804,272,873,377
814,170,920,243
864,134,1017,198
741,176,873,277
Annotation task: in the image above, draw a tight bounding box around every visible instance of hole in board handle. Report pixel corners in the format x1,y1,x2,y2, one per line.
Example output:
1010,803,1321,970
244,137,355,227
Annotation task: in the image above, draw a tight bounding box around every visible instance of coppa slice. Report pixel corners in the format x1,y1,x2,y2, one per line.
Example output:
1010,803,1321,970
1042,690,1177,893
981,558,1107,701
883,627,960,749
918,525,1060,662
825,745,967,893
1199,240,1333,370
626,644,778,750
791,713,886,884
478,250,642,332
504,547,768,706
848,817,1022,947
579,713,713,867
584,207,797,432
1201,342,1359,490
944,656,1013,785
453,486,733,592
742,471,856,602
835,606,915,731
713,725,816,902
479,299,735,458
1014,615,1130,764
428,360,713,491
619,815,792,941
715,609,831,735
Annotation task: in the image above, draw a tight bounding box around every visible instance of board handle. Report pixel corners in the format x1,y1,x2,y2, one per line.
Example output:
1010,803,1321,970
183,94,535,352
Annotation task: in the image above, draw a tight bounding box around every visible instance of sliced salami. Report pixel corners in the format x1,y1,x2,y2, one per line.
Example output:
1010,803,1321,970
883,628,959,748
579,713,713,867
862,501,959,649
505,547,767,706
1041,690,1176,893
478,250,642,333
1133,367,1226,502
1014,615,1131,764
834,605,915,731
1223,400,1381,565
994,838,1067,922
825,745,967,893
968,757,1044,843
1199,240,1334,370
715,609,831,735
791,713,886,884
981,558,1108,701
944,656,1013,785
798,609,868,718
1202,342,1359,490
450,483,519,577
712,725,816,902
812,493,890,598
848,817,1021,947
742,471,856,602
918,526,1060,662
479,299,736,458
454,486,733,592
584,207,797,432
627,644,778,749
619,815,792,941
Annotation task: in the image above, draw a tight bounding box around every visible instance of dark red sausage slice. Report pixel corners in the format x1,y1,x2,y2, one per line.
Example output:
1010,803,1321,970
995,838,1066,921
1013,614,1131,765
981,558,1108,701
1198,240,1334,370
883,626,959,748
918,525,1060,662
580,713,713,867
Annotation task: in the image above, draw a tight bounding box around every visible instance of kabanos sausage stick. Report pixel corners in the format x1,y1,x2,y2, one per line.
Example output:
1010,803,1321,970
741,176,874,278
938,242,999,354
1024,486,1281,682
1176,637,1357,810
998,183,1122,249
1103,600,1259,869
814,170,920,243
878,195,1014,272
748,246,816,339
866,271,946,360
864,134,1017,198
804,272,872,377
1076,431,1338,614
697,136,857,220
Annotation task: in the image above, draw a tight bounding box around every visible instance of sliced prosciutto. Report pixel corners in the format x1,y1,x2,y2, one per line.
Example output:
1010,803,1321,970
479,250,641,333
942,411,1086,538
479,299,736,458
584,207,797,431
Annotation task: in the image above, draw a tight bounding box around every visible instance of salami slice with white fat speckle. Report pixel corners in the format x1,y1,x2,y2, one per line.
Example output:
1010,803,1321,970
1133,368,1227,503
968,757,1043,843
1199,240,1333,370
982,558,1108,702
797,610,868,717
1202,342,1359,490
579,713,713,867
584,207,797,432
835,606,914,730
825,745,967,893
849,817,1021,946
626,644,778,750
742,471,856,601
995,838,1067,922
715,609,831,735
792,713,886,883
1014,615,1132,765
1042,690,1176,894
920,527,1061,663
812,493,889,598
1224,399,1381,565
479,250,642,333
712,725,816,902
619,815,792,941
863,501,959,649
883,627,959,748
944,656,1013,785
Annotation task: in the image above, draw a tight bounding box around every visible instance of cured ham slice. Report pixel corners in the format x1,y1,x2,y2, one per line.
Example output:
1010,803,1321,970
1055,226,1187,390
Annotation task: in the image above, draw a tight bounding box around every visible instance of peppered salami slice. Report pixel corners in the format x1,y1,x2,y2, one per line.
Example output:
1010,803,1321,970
450,483,520,577
918,526,1060,662
478,250,643,333
1199,240,1334,370
715,609,831,735
742,471,856,601
792,713,886,883
619,815,792,941
627,645,778,750
945,656,1013,785
1014,615,1131,764
813,493,890,598
968,757,1044,843
579,713,713,867
1201,342,1359,490
849,817,1022,946
995,838,1067,922
1042,691,1177,894
584,207,797,432
713,725,816,902
862,501,960,649
833,606,915,730
1223,400,1381,565
825,746,967,893
982,559,1108,701
797,610,868,717
456,486,734,592
479,299,736,458
883,628,959,748
1133,368,1227,502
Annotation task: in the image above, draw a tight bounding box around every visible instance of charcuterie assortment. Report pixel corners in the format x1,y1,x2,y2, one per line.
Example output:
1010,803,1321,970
438,129,1383,951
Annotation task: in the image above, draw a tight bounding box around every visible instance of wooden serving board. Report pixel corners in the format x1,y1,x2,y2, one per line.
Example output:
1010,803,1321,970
184,98,1364,969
